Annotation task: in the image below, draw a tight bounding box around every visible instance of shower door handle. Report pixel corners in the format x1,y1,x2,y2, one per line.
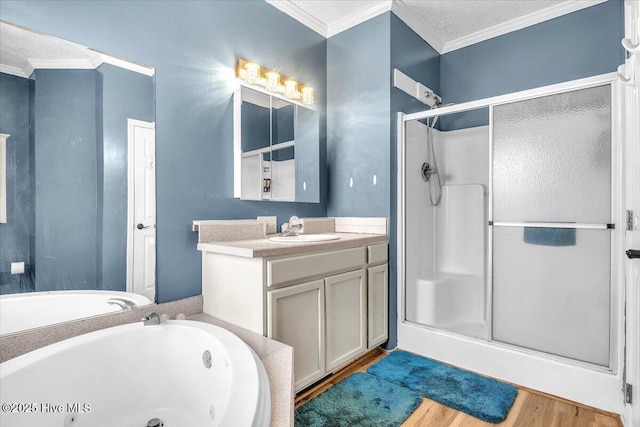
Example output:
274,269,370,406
627,249,640,259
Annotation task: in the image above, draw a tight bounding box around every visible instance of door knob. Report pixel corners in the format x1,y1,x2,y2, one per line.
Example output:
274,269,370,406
626,249,640,259
137,223,152,230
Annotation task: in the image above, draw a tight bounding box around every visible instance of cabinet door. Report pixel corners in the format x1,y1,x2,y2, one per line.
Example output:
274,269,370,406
368,264,388,348
267,280,325,391
325,269,366,372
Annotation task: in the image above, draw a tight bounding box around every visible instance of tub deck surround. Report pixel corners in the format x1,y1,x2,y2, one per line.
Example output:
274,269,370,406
0,296,203,362
190,313,294,427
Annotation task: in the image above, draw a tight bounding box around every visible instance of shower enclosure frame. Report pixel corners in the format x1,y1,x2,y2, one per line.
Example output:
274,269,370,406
397,72,628,414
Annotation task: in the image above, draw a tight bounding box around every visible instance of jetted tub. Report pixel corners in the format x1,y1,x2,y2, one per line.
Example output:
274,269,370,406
0,319,271,426
0,290,153,335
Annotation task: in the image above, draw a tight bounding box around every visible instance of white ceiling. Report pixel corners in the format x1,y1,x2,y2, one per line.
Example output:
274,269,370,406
266,0,607,53
0,21,154,78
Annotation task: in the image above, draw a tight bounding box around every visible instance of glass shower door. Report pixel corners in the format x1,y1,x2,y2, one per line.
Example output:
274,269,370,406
491,84,613,367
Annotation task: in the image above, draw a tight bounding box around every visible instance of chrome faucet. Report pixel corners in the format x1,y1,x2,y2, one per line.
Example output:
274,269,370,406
141,312,161,326
107,297,136,310
282,216,304,236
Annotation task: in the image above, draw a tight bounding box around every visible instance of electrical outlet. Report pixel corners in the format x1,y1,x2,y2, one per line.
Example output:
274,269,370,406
11,262,25,275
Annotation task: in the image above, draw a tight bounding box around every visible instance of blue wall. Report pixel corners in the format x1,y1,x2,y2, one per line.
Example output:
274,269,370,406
34,69,100,291
440,0,624,127
389,13,441,349
327,14,391,218
326,12,441,348
99,64,155,291
0,73,33,292
1,0,328,303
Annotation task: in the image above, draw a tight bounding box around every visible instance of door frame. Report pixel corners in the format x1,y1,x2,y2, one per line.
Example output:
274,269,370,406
622,1,640,424
397,72,628,413
126,119,156,294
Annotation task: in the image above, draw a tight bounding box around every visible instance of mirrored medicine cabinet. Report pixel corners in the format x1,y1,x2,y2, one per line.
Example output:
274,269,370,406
233,85,320,203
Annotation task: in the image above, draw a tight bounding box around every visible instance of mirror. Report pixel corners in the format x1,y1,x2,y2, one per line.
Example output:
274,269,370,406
0,21,156,335
234,85,320,202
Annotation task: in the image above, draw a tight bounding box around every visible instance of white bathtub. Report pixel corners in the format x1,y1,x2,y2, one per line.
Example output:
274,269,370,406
0,319,271,427
0,290,153,335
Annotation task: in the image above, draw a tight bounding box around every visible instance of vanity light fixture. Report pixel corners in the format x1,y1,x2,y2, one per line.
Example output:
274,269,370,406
236,59,314,105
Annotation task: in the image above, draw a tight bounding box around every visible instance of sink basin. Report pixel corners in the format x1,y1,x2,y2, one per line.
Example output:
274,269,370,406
269,234,341,243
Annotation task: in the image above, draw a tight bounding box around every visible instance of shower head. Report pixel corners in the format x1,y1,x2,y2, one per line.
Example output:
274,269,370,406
427,92,442,107
416,83,442,108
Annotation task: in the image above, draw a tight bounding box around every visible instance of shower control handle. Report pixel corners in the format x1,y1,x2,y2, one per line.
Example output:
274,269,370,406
627,249,640,259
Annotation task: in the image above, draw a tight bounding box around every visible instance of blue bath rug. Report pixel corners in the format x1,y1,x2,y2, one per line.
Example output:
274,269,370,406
367,351,517,424
295,372,423,427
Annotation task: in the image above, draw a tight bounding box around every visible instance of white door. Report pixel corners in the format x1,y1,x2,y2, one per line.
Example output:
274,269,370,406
267,280,325,392
127,119,155,300
325,269,366,372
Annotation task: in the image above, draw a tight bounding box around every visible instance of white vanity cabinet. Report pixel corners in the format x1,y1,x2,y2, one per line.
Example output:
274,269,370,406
201,239,388,392
324,269,367,372
268,279,326,390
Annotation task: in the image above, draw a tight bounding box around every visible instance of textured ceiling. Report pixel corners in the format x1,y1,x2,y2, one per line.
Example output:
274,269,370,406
0,22,101,77
403,0,567,44
0,22,154,78
268,0,605,52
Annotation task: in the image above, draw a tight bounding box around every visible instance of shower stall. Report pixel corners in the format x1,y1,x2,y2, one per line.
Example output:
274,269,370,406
397,73,627,413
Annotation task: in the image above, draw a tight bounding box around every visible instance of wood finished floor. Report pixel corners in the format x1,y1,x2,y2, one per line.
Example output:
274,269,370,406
295,349,623,427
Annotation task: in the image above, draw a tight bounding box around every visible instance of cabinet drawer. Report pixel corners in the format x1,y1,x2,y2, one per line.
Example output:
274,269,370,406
367,244,388,264
267,247,366,287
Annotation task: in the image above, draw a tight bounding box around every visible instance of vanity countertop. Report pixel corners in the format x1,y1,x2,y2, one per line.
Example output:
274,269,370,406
197,232,387,258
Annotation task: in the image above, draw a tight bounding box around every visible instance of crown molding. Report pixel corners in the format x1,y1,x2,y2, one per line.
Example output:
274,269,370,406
27,58,99,71
0,64,28,78
441,0,608,54
100,53,155,77
19,56,153,77
391,0,445,53
265,0,607,54
266,0,328,37
326,1,392,38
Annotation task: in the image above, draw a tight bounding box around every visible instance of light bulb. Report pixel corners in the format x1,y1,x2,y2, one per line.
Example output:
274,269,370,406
265,71,280,92
301,86,314,104
245,62,260,84
284,79,297,99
